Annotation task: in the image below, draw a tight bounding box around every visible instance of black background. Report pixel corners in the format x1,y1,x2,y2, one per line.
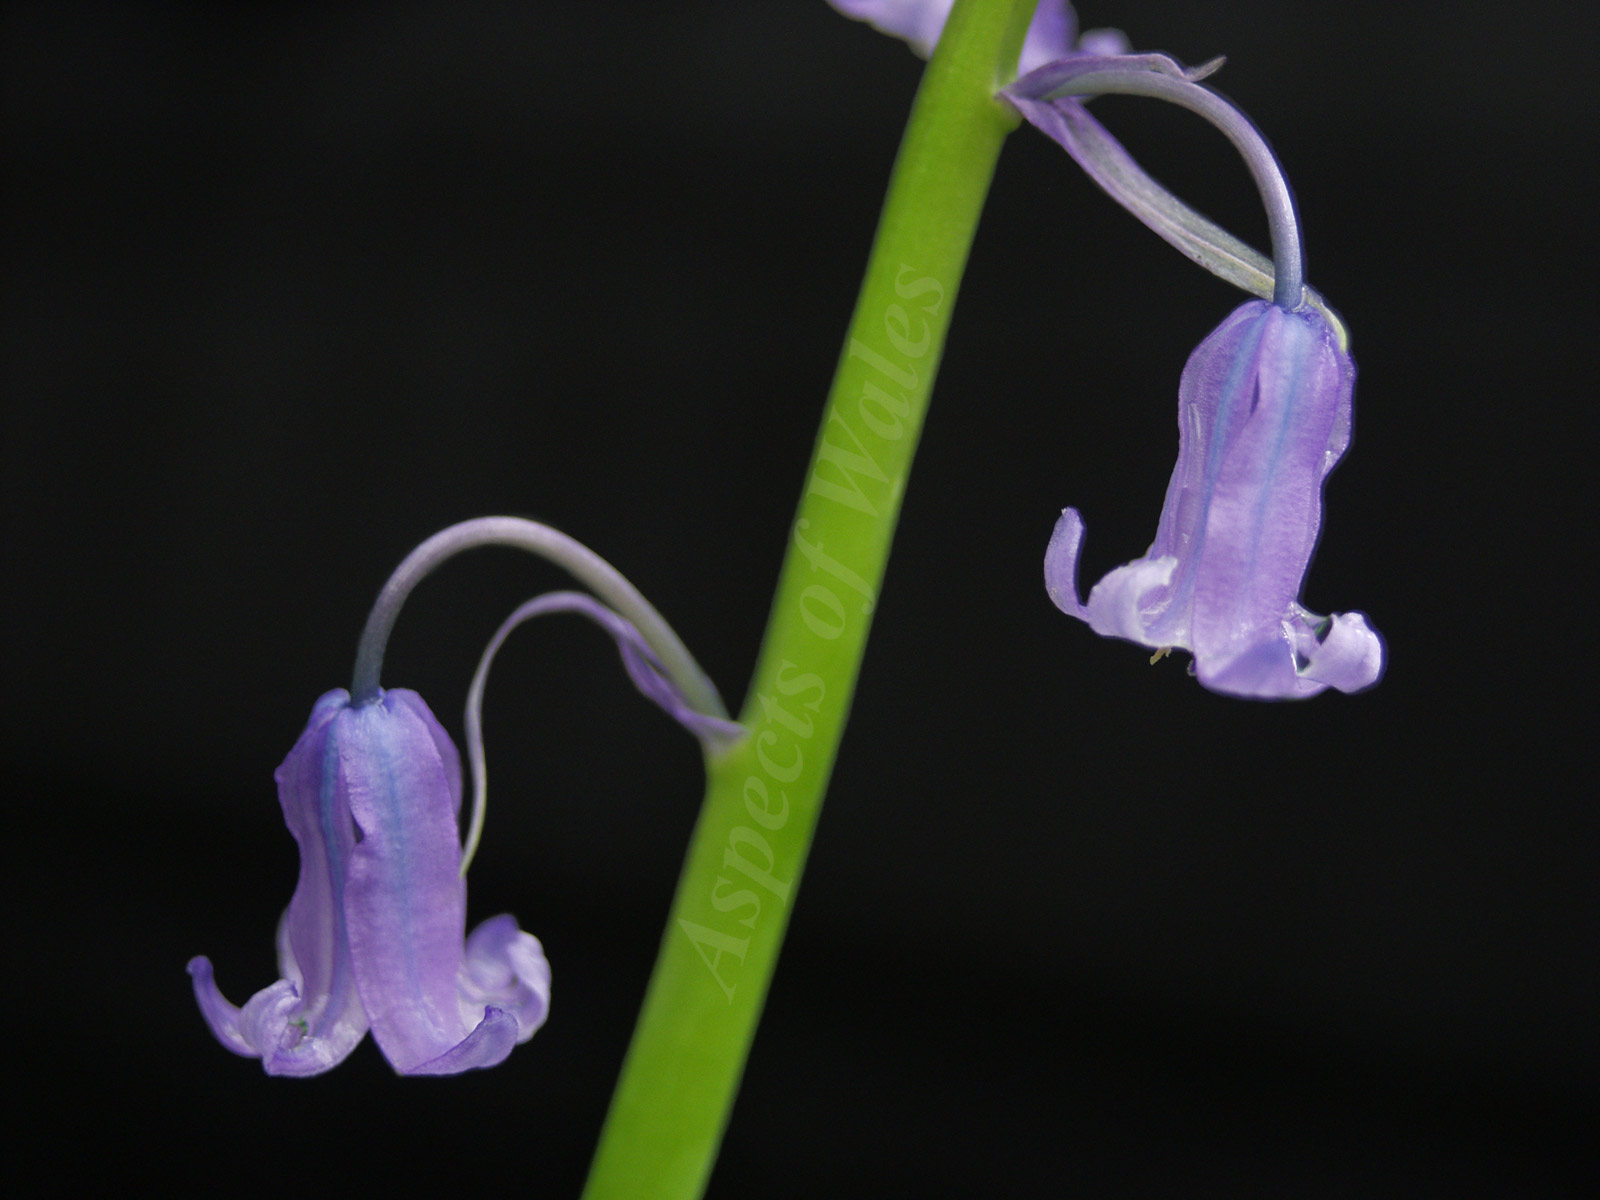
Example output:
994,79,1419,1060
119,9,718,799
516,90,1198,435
5,1,1594,1194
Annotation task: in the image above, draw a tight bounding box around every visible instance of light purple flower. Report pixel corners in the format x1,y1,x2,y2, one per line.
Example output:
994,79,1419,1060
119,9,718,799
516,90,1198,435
191,517,740,1077
189,687,550,1076
829,0,1126,75
1044,300,1384,699
831,6,1384,699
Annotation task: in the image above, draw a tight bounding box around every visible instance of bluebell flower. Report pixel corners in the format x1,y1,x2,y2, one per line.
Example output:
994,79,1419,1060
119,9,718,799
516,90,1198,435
1043,300,1384,699
191,519,740,1075
833,6,1385,698
999,53,1386,697
189,687,550,1075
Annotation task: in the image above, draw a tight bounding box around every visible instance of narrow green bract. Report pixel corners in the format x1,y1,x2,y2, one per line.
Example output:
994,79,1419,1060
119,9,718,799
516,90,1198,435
580,2,1037,1197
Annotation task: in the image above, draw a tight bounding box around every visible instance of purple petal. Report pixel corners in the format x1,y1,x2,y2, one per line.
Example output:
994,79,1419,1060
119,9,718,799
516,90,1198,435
1195,631,1304,699
407,685,464,820
1046,508,1181,647
1186,305,1352,690
234,979,307,1059
1198,609,1383,700
269,689,370,1058
401,1007,520,1077
186,954,369,1078
459,914,551,1045
337,689,483,1075
189,689,372,1075
1082,556,1180,645
1016,0,1079,76
1140,302,1281,644
828,0,954,58
1043,507,1088,618
187,956,259,1058
1291,607,1386,695
829,0,1091,75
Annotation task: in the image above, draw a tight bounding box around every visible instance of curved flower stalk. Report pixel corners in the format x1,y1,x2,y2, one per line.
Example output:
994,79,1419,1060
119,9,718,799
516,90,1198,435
1003,52,1324,320
1004,69,1348,345
462,590,745,872
190,519,740,1075
350,517,730,717
832,1,1344,338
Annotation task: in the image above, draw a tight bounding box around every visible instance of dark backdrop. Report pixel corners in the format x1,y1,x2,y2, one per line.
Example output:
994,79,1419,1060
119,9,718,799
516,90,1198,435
5,1,1593,1194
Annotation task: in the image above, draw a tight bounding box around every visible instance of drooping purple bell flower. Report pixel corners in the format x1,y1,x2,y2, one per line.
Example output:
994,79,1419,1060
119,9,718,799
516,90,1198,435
190,518,740,1076
189,687,550,1075
1044,300,1384,699
831,3,1386,698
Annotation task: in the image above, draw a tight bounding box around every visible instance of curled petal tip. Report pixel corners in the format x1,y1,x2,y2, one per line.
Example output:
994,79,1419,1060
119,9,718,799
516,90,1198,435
190,953,364,1076
1083,556,1180,645
1299,610,1386,694
401,1007,521,1076
188,956,254,1058
462,913,552,1046
1044,508,1088,618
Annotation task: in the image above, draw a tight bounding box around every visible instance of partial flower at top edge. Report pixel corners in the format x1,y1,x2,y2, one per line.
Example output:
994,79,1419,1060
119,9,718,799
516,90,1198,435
828,0,1128,77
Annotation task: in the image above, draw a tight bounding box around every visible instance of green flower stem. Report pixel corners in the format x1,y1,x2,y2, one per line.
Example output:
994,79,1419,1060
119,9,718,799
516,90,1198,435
581,4,1036,1196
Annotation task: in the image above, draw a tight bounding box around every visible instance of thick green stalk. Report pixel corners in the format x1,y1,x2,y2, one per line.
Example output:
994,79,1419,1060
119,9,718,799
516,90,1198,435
581,4,1033,1196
